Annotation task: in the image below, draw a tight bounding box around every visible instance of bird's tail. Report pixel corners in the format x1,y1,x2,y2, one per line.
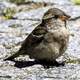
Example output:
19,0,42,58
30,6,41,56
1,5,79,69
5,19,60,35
4,50,22,61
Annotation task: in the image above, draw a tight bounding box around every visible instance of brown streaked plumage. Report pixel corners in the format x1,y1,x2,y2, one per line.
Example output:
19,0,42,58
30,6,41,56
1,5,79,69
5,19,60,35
4,8,70,67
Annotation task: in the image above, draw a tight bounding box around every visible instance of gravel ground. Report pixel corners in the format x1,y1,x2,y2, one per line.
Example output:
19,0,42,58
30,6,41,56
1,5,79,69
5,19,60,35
0,0,80,80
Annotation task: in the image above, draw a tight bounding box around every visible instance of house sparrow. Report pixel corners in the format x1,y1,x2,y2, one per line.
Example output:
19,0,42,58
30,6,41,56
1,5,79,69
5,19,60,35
4,8,70,67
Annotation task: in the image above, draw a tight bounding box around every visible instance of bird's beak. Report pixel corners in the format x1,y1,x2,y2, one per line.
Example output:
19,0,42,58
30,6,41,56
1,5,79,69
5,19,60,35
59,15,71,21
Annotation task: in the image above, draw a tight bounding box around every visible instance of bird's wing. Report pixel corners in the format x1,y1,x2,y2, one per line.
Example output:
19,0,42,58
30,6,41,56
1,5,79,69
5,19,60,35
19,23,47,51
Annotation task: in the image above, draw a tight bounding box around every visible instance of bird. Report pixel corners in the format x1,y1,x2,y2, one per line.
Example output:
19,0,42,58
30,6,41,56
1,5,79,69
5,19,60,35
4,8,70,67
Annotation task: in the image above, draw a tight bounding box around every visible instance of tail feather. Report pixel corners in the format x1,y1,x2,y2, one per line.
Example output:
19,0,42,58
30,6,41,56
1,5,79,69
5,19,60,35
4,50,23,61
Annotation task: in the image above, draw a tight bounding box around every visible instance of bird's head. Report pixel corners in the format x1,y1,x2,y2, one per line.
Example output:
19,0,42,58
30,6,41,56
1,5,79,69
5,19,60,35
43,8,71,28
43,8,71,20
43,8,70,27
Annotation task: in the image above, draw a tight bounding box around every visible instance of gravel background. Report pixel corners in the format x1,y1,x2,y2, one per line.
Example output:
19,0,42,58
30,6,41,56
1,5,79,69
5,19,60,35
0,0,80,80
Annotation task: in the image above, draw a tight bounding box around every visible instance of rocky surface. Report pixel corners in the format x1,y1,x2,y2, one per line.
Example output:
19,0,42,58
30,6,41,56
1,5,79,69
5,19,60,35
0,0,80,80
